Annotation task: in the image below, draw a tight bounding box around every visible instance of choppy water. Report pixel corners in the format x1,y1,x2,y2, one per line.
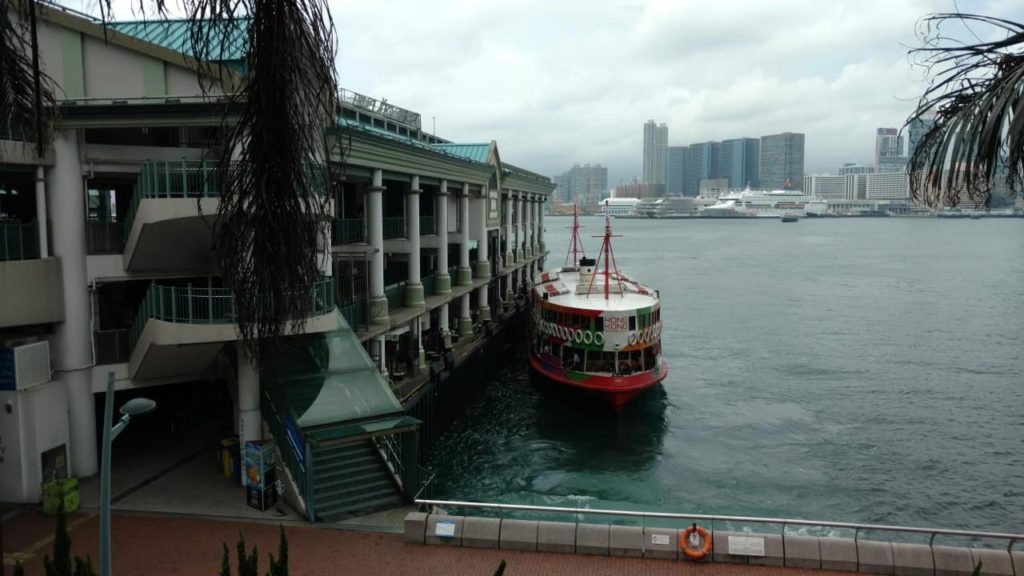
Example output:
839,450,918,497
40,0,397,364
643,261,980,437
426,217,1024,533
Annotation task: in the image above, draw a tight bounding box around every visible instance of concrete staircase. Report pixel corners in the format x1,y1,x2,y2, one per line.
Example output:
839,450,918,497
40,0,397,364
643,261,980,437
313,439,405,522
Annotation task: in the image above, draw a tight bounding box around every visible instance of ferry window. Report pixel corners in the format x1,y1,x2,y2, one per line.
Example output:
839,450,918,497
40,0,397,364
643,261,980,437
629,316,636,330
595,317,603,331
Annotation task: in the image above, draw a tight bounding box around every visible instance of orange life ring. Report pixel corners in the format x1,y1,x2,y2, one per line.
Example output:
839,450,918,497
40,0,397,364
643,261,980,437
679,524,713,561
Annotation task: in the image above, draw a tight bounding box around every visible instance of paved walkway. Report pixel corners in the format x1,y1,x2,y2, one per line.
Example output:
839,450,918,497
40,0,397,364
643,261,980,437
1,508,853,576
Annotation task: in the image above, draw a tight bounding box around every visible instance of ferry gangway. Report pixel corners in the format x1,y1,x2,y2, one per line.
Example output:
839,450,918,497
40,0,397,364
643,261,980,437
414,499,1022,551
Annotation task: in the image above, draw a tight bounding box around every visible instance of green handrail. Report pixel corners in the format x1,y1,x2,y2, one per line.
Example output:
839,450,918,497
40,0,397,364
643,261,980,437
127,277,335,354
124,160,220,241
384,282,405,311
339,298,367,329
419,215,436,235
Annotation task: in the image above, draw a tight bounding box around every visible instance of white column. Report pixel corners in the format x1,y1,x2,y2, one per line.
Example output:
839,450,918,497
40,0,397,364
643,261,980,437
435,180,451,295
439,302,451,348
416,315,427,372
458,293,472,338
504,191,513,303
528,195,537,256
515,193,524,261
404,175,424,307
456,184,472,286
374,335,387,376
35,166,48,257
49,130,97,477
368,170,389,327
538,196,545,254
236,343,261,443
474,188,491,321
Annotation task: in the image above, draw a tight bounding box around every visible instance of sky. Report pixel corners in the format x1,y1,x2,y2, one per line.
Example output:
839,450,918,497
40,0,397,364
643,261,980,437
93,0,1024,187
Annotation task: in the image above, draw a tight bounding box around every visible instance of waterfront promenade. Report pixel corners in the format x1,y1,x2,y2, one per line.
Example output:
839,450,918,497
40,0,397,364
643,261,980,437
1,507,861,576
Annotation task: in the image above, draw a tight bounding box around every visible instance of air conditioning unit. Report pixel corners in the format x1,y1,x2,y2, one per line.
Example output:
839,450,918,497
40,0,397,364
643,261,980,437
0,340,51,391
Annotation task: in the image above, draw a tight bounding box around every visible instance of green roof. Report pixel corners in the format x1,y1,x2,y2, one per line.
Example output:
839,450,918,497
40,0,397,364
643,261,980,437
431,143,491,164
107,19,249,65
336,118,491,166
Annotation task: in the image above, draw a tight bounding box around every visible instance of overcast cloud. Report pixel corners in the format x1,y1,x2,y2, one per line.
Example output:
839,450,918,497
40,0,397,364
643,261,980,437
97,0,1024,185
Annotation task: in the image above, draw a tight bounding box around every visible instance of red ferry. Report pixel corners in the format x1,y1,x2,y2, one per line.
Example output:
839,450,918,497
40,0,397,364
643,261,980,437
528,207,667,410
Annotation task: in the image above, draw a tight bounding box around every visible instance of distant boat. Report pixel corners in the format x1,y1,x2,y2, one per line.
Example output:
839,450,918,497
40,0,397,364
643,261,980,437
781,214,799,223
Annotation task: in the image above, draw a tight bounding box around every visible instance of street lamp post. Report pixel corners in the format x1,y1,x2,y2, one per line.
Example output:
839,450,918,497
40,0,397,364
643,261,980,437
100,372,156,576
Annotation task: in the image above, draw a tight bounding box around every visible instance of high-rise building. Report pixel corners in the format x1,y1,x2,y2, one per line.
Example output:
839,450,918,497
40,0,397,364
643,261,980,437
552,164,607,203
685,141,722,196
759,132,805,189
667,146,689,195
838,163,875,176
875,127,907,173
721,138,760,189
907,117,936,160
803,175,848,200
643,120,668,186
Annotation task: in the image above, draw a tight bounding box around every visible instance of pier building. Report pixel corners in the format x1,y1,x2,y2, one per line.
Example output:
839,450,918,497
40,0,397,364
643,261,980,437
0,5,552,521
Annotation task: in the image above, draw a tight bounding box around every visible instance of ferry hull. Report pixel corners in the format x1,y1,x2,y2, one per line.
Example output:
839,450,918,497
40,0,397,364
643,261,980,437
527,353,667,410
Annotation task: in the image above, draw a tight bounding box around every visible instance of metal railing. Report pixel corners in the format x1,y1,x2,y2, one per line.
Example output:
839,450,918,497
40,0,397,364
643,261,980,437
332,217,365,244
372,433,405,492
0,221,40,261
262,389,311,519
339,298,367,330
339,88,422,129
420,272,436,297
1,118,31,141
414,499,1024,550
383,216,406,239
420,215,436,236
384,282,405,311
94,329,130,364
127,277,334,354
87,221,125,254
124,160,221,242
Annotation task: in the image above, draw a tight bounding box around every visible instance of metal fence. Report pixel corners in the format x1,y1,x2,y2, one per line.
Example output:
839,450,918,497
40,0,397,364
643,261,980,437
94,329,130,364
384,282,405,311
0,221,40,261
332,218,365,244
420,215,436,236
383,217,405,239
86,221,125,254
339,298,367,330
125,160,221,242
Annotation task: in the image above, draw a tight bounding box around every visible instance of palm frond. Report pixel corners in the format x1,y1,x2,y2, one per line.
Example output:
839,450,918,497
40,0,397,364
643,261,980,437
908,13,1024,207
0,0,57,158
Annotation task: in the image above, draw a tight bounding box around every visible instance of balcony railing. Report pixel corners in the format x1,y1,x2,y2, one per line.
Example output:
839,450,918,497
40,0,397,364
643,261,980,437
339,298,367,330
95,329,130,364
419,215,436,236
87,221,125,255
125,160,221,242
383,217,405,239
1,119,31,142
0,221,40,261
420,272,436,297
384,282,404,311
127,277,334,354
332,218,365,244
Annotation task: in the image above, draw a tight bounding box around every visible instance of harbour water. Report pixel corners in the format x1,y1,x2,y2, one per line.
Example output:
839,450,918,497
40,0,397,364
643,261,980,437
426,217,1024,533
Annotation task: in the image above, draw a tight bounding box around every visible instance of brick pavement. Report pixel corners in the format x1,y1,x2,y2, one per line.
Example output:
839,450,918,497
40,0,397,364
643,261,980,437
2,509,853,576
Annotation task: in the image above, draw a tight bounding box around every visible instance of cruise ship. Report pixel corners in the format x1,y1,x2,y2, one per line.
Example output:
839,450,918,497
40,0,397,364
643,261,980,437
701,188,827,218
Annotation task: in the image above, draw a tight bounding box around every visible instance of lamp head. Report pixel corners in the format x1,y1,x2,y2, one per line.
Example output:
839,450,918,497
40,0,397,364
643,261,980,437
119,397,156,417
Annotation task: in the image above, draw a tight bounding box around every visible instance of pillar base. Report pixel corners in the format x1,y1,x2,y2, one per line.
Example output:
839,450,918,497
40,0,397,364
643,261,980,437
369,296,390,327
456,266,473,286
458,316,473,338
473,259,491,280
435,273,452,295
478,305,490,323
404,282,425,308
443,331,453,349
417,348,428,372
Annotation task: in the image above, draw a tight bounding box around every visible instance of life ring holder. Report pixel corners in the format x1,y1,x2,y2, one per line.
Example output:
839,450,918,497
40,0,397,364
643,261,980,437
679,524,713,561
593,332,604,346
583,330,594,345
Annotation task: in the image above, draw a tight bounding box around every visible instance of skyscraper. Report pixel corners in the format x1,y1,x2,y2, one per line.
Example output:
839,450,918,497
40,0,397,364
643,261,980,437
875,127,907,173
643,120,669,186
552,172,571,202
553,164,608,204
907,117,936,160
685,141,722,196
759,132,805,189
721,137,760,189
667,146,689,195
838,163,875,176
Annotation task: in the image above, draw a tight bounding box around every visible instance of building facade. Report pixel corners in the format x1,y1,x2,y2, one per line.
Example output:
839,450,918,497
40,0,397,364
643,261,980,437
838,163,875,176
666,146,689,196
875,127,907,173
721,137,760,189
907,117,936,160
643,120,668,186
803,175,849,200
0,9,552,519
759,132,805,189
